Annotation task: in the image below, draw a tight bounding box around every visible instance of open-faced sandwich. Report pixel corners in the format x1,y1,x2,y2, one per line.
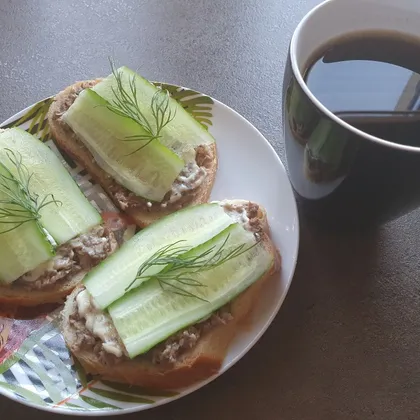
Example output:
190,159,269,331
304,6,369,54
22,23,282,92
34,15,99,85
61,200,280,389
0,128,129,306
47,65,217,228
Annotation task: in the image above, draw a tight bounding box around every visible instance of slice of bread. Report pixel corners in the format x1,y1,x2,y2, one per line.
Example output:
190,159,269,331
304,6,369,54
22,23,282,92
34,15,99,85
0,215,129,307
47,80,218,229
61,202,280,389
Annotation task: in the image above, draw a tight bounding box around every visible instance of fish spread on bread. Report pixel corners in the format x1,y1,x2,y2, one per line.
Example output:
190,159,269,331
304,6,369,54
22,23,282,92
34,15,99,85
61,200,280,389
47,66,218,228
0,128,131,306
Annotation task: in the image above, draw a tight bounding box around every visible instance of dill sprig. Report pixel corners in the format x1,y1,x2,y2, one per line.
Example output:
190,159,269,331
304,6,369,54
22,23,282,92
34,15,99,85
106,59,176,155
0,149,61,234
125,234,260,301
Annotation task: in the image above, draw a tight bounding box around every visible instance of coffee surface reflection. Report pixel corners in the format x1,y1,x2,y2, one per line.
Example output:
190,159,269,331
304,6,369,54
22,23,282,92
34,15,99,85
305,30,420,148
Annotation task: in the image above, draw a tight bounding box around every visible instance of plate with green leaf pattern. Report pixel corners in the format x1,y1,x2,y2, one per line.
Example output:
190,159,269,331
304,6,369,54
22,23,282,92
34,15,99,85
0,82,299,415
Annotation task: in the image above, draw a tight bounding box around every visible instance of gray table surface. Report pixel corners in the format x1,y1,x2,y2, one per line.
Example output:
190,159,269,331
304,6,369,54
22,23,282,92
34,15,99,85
1,1,420,419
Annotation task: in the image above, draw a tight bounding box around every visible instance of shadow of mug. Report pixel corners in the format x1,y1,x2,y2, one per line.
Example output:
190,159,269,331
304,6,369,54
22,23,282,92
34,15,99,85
283,0,420,231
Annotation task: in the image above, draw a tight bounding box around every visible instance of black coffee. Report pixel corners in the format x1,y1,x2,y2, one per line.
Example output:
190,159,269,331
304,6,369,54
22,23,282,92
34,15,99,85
304,30,420,146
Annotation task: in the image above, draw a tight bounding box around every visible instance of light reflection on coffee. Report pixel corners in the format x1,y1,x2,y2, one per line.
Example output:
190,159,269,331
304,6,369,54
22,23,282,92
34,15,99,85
304,30,420,147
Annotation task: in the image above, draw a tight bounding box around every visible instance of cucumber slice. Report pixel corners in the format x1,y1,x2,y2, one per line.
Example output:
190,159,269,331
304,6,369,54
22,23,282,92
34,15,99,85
63,89,184,202
108,223,273,358
92,66,215,161
0,128,102,245
0,222,53,284
83,203,234,309
0,162,53,284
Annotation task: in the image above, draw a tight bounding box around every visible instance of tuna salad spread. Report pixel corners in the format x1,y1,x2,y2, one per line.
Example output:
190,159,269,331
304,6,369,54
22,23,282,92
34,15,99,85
15,225,120,291
112,144,213,212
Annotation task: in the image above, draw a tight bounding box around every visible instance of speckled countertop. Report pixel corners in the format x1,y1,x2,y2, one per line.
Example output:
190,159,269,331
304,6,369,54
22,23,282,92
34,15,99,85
1,1,420,419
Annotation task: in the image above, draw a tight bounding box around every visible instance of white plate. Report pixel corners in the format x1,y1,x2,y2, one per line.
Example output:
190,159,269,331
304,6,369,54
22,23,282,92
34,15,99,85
0,83,299,415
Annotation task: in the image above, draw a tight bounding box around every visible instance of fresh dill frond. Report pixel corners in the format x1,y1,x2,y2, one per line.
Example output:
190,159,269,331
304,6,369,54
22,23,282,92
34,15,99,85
0,149,61,234
125,234,260,300
106,58,176,155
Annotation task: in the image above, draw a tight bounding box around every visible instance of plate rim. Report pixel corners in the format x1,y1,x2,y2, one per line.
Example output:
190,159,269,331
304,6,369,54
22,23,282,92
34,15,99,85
0,84,300,416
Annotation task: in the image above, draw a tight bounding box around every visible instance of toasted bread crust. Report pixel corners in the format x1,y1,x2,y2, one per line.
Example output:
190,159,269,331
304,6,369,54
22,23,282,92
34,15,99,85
61,203,280,389
47,80,218,228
